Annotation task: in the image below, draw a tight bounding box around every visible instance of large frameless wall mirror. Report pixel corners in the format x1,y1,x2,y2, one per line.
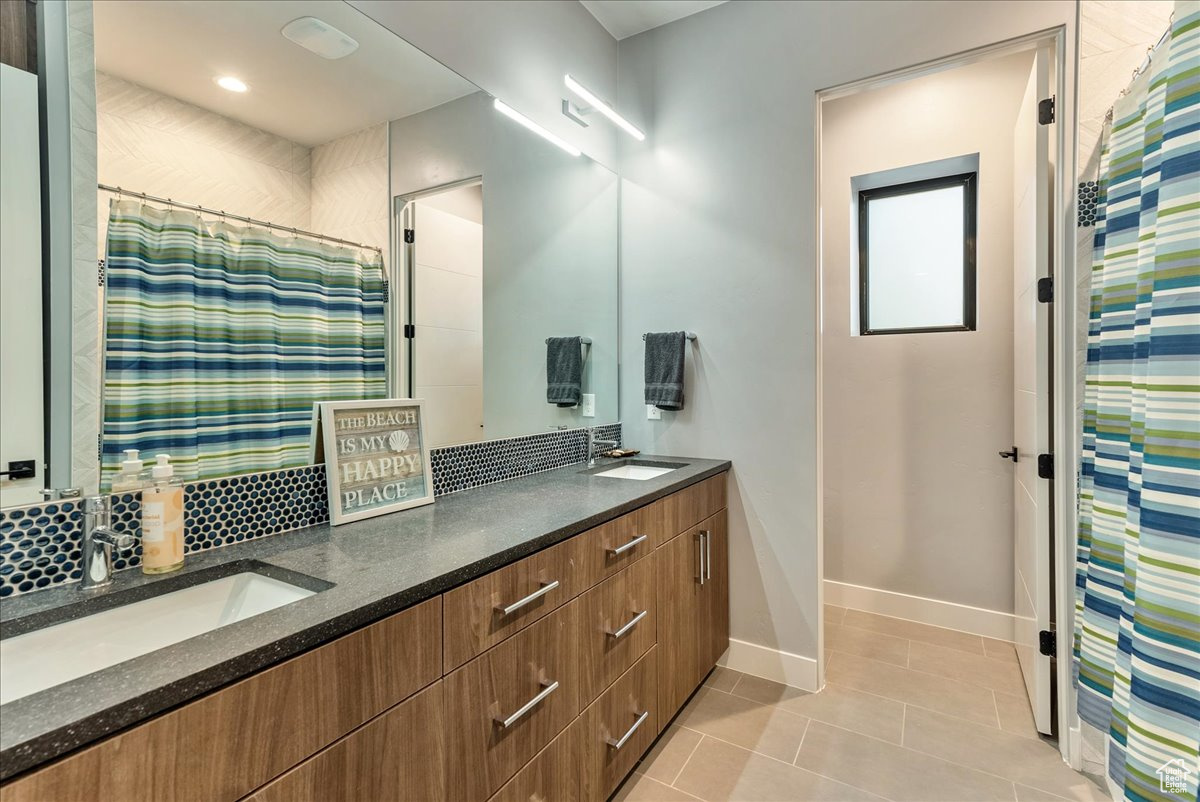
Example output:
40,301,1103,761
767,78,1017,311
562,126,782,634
0,0,619,506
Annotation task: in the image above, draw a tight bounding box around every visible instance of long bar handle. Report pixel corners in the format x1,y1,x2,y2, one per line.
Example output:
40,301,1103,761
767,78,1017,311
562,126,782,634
496,580,560,615
698,531,706,586
495,680,559,728
703,529,712,580
606,710,650,750
607,609,648,639
608,534,648,556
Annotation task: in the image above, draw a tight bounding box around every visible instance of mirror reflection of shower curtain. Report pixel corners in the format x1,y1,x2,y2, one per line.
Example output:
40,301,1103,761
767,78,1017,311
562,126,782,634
100,199,386,488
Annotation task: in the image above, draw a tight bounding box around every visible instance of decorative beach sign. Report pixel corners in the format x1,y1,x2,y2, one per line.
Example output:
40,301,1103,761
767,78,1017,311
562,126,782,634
317,399,433,525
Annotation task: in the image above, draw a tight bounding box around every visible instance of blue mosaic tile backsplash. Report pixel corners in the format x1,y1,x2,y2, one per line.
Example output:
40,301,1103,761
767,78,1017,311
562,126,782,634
0,424,620,598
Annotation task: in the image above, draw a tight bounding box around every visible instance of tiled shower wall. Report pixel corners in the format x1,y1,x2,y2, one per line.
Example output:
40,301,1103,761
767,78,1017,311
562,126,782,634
0,423,620,598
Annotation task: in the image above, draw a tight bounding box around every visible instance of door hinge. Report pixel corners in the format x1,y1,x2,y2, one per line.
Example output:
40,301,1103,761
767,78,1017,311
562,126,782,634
403,228,415,244
403,324,415,338
1037,453,1054,480
1038,629,1056,656
1037,277,1053,303
1038,96,1055,125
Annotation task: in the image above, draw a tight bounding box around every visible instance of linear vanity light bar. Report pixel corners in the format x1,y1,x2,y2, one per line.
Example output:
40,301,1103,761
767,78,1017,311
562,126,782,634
564,74,645,141
493,99,581,157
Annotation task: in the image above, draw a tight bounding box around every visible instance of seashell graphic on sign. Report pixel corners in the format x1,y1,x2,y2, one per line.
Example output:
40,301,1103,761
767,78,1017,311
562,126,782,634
389,429,410,453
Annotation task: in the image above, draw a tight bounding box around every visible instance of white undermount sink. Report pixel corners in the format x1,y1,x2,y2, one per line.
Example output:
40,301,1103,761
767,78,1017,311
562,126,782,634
0,571,318,705
590,460,687,481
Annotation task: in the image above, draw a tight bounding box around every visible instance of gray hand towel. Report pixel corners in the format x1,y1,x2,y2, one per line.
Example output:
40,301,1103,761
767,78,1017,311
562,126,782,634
546,336,583,407
644,331,686,410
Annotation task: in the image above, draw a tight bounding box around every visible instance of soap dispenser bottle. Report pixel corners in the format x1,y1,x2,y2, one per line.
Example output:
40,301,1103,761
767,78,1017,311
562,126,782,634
110,449,147,492
141,454,184,574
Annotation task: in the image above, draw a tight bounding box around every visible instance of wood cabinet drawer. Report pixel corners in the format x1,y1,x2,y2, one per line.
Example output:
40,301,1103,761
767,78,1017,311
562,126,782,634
443,536,583,671
245,682,446,802
444,600,580,801
670,474,727,543
578,512,656,587
579,647,659,801
578,555,656,704
0,597,442,802
487,718,580,802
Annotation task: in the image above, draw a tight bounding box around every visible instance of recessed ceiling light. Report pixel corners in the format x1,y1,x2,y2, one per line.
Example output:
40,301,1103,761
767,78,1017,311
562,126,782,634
216,76,248,93
282,17,359,60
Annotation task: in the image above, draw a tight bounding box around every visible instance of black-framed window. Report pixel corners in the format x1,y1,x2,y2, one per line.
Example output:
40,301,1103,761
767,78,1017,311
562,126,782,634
858,172,977,335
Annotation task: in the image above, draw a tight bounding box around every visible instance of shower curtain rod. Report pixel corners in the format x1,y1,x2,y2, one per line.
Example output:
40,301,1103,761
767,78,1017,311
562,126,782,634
98,183,383,253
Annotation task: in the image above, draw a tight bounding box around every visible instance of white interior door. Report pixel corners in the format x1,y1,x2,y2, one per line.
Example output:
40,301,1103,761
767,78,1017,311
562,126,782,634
1011,45,1054,735
0,65,45,506
410,196,484,448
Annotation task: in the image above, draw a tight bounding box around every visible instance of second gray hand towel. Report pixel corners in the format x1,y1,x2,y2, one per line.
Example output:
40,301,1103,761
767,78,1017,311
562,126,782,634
644,331,686,410
546,336,583,407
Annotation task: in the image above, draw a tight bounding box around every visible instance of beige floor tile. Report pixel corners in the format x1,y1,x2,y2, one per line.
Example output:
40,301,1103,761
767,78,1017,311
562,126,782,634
826,651,1000,727
673,686,810,763
908,640,1029,696
613,771,704,801
673,735,885,802
639,725,705,785
827,623,911,667
1015,781,1110,802
731,675,905,744
842,610,985,655
995,689,1040,739
825,604,848,625
704,666,743,693
902,706,1107,800
794,721,1016,801
983,637,1019,664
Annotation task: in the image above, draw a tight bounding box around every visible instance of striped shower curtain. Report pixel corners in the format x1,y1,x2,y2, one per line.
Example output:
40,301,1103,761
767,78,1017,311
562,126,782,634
1074,3,1200,801
101,199,386,487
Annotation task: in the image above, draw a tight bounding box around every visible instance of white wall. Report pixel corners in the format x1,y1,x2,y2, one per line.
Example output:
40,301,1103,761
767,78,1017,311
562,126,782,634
96,73,313,255
822,51,1034,616
617,0,1076,685
347,0,620,169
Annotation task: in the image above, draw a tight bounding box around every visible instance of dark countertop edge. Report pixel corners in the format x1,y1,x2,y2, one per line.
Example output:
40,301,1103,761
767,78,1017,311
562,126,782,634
0,459,730,781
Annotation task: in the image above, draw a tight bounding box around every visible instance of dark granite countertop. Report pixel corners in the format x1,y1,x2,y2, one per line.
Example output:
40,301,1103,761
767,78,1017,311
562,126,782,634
0,455,729,780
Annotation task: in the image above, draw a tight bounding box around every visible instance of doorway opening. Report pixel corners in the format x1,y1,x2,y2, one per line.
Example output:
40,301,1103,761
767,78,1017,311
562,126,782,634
815,34,1070,748
396,179,484,449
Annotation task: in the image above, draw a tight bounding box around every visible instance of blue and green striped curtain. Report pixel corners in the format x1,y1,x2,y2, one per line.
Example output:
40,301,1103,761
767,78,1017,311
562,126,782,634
101,199,386,488
1074,3,1200,801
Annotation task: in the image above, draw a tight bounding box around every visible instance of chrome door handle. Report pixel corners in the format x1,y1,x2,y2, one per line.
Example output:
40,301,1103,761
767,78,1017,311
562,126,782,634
496,580,560,615
704,529,712,580
494,680,559,728
697,532,705,586
606,710,650,750
607,609,648,639
607,534,648,556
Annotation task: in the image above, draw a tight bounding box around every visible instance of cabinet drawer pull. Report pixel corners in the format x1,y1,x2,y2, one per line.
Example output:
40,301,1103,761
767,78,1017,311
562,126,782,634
607,533,648,556
606,710,650,750
697,532,706,586
606,609,648,639
494,680,559,728
496,580,560,615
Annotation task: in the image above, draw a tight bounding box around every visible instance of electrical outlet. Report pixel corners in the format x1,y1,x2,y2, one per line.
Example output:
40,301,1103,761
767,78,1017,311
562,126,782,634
646,404,661,420
581,393,595,417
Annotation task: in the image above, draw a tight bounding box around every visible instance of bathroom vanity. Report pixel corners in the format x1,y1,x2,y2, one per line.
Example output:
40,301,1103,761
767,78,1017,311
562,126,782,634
0,460,730,801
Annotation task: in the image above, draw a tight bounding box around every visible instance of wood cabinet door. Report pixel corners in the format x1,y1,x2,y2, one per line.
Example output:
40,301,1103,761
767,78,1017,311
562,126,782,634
246,682,445,802
699,509,730,671
487,718,580,802
655,527,703,722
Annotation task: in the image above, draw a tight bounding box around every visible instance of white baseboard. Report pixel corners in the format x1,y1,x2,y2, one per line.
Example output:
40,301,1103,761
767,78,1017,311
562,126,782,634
824,580,1016,641
719,638,820,692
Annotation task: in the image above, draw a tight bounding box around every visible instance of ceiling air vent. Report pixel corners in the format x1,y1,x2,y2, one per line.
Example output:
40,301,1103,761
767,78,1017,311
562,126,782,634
281,17,359,60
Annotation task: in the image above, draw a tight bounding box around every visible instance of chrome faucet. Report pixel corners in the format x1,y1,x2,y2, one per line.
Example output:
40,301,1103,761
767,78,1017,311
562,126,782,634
586,428,618,468
81,496,137,590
